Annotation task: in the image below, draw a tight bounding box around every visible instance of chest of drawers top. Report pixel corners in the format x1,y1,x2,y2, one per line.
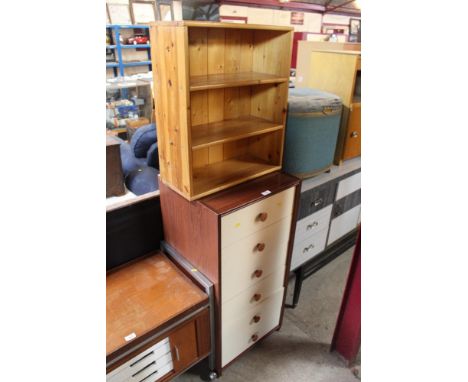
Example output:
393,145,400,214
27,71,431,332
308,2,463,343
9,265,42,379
199,172,300,216
300,157,361,193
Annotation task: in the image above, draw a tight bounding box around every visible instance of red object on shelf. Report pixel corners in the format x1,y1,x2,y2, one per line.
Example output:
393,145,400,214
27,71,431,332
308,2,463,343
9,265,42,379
127,36,149,45
331,227,361,364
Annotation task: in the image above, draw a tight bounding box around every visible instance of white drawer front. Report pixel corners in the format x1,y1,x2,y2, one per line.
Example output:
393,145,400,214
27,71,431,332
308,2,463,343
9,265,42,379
221,187,295,248
222,288,284,367
222,267,285,322
295,204,332,244
335,172,361,200
327,205,360,245
107,338,171,382
290,228,328,270
222,217,291,303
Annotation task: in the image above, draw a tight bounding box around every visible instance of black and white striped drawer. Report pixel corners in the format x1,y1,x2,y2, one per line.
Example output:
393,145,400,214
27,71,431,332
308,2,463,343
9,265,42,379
298,181,336,219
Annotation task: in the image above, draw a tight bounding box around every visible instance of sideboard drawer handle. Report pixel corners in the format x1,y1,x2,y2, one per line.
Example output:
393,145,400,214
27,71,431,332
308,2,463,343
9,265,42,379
253,293,262,302
312,198,323,207
255,243,266,252
130,351,154,367
253,269,263,278
138,370,158,382
257,212,268,222
306,221,319,230
303,244,315,253
253,315,261,323
351,131,359,138
131,361,156,377
251,334,259,342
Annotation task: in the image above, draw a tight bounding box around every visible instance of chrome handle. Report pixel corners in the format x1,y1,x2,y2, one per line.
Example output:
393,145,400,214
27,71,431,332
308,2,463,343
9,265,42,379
130,351,154,367
312,198,323,207
303,244,314,253
306,221,319,230
351,131,359,138
174,346,180,361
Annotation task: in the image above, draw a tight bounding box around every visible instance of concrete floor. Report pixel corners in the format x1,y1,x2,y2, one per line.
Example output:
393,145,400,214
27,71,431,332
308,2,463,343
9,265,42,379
175,247,358,382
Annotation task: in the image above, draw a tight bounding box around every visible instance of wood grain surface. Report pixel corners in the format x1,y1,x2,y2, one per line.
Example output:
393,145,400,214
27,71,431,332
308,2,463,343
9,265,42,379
200,172,300,215
106,253,208,356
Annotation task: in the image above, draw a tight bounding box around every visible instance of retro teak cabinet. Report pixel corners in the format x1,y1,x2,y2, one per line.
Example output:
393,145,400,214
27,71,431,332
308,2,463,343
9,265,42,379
160,172,300,373
150,21,293,200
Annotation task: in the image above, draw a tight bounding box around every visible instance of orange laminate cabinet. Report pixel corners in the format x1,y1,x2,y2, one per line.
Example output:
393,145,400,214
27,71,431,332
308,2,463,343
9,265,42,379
342,103,361,160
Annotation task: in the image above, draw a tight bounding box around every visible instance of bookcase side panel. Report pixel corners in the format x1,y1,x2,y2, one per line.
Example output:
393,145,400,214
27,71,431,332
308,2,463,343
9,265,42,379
153,25,192,198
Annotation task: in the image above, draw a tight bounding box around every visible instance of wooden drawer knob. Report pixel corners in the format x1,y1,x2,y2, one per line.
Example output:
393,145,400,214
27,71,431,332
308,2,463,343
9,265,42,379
253,293,262,302
253,315,261,323
253,269,263,278
251,334,259,342
257,212,268,222
255,243,266,252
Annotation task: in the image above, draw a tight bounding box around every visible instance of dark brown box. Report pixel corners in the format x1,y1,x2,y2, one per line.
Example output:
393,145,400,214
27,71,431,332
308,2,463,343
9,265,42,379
106,136,125,197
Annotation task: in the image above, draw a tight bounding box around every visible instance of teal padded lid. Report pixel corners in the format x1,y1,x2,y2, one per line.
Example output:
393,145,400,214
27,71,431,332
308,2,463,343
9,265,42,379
288,88,342,113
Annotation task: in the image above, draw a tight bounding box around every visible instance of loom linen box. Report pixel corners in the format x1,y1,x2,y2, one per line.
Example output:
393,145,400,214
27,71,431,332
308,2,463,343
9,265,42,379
160,172,300,374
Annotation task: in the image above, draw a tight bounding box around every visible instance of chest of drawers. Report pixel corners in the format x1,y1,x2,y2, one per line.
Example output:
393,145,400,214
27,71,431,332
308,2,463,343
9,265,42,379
288,159,360,307
160,172,300,374
291,160,361,270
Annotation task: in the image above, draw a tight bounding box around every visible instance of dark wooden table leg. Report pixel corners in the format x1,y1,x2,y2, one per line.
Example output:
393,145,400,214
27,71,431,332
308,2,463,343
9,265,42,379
291,267,305,308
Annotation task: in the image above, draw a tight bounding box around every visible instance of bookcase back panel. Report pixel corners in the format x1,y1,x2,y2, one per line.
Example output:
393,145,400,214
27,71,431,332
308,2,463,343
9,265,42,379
251,83,288,124
188,27,254,76
247,130,283,164
192,130,282,169
190,88,252,128
252,30,292,77
188,27,290,78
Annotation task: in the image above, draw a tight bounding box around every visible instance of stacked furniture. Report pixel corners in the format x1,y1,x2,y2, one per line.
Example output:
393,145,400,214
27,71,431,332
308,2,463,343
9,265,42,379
149,21,293,200
288,158,361,307
150,21,297,377
295,48,361,164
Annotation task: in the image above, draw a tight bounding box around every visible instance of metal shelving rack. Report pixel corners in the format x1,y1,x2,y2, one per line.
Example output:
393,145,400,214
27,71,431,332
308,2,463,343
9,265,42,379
106,25,152,77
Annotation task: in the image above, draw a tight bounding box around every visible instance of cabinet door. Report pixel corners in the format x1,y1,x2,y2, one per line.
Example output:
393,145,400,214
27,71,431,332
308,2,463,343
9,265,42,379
342,103,361,160
328,205,360,245
169,319,198,373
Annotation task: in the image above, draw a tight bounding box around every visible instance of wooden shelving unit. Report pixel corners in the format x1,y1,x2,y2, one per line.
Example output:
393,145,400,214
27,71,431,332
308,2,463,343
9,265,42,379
150,21,293,200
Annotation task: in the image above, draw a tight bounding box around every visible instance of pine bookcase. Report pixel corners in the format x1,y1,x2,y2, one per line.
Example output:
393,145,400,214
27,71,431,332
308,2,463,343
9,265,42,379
150,21,293,200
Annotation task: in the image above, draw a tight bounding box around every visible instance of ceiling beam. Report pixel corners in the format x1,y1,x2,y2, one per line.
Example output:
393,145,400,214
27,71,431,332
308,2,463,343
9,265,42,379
220,0,326,13
326,0,356,13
